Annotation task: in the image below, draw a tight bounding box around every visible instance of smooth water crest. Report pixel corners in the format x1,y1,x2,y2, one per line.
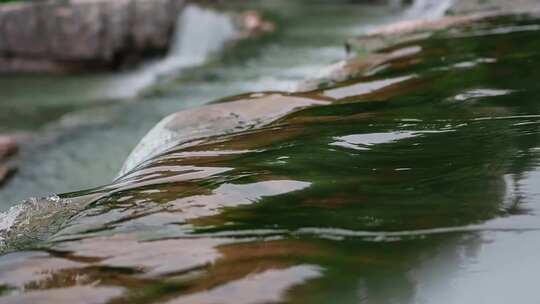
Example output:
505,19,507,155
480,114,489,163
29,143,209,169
1,3,540,304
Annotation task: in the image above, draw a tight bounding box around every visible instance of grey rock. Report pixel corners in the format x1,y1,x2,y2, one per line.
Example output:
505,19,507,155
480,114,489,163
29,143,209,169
0,0,186,73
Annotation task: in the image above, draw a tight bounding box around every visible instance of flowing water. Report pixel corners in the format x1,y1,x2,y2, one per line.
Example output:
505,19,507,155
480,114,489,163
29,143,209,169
0,0,408,206
2,1,540,303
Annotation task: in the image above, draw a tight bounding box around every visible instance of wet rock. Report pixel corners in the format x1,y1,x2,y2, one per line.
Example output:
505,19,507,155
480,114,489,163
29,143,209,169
0,135,17,160
0,0,186,73
235,10,276,39
118,93,329,176
305,1,540,92
0,165,14,186
346,0,540,57
345,13,490,56
297,45,422,92
0,134,26,186
0,135,18,185
450,0,540,15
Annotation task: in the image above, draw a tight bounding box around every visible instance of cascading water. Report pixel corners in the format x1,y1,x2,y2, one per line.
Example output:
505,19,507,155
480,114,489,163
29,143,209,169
104,4,238,99
0,4,238,253
405,0,455,19
0,1,461,254
169,5,237,63
353,0,455,39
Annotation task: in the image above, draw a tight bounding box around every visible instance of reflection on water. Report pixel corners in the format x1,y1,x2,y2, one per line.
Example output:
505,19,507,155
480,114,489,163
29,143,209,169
167,265,322,304
332,131,419,150
1,10,540,304
323,75,415,99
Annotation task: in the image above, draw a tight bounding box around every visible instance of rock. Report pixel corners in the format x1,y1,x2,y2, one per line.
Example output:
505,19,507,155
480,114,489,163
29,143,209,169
329,1,540,92
0,133,31,186
450,0,540,14
297,45,421,92
0,163,15,186
235,10,276,39
345,0,540,57
0,135,17,160
0,135,18,186
118,93,329,176
0,0,186,73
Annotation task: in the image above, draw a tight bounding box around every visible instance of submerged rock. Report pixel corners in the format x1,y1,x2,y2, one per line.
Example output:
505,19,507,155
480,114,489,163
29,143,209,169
118,93,329,176
450,0,540,14
302,0,540,92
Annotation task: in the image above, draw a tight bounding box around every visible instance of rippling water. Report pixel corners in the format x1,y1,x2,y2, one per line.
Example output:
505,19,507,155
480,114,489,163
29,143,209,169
1,6,540,304
0,0,403,206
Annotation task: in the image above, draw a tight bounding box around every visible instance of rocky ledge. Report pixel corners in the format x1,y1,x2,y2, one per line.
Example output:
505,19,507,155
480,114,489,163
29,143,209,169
0,0,186,73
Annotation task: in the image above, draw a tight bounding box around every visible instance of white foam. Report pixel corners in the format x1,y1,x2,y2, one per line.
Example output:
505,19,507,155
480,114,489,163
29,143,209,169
0,195,77,251
0,204,24,239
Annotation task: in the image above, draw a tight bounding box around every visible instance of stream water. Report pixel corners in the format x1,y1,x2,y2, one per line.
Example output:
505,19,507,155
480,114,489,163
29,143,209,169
2,1,540,303
0,0,410,207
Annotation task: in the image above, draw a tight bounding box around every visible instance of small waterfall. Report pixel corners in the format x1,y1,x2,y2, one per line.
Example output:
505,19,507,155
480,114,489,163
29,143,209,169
353,0,455,38
405,0,455,19
169,5,237,62
106,4,237,99
0,6,238,247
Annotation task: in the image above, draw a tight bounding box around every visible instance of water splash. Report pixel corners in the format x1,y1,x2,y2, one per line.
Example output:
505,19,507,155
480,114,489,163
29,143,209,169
0,195,79,252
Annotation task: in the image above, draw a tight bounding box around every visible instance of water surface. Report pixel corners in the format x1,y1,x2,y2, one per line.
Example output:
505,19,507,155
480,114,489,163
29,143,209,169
0,0,405,207
1,11,540,303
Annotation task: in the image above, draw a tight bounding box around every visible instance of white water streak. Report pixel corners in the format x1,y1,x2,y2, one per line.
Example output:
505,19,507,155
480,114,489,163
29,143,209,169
104,4,237,99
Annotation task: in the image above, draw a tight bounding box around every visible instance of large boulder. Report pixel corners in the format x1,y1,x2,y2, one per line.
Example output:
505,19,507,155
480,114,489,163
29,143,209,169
0,0,185,73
